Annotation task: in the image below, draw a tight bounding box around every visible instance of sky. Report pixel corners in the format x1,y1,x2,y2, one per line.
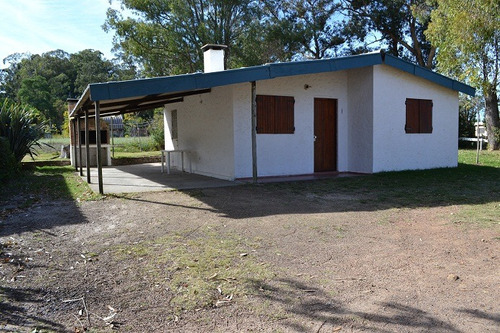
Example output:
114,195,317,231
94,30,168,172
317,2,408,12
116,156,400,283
0,0,123,68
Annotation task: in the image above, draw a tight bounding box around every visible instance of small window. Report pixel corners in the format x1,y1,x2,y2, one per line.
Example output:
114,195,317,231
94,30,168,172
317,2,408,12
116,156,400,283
171,110,178,139
405,98,433,133
256,95,295,134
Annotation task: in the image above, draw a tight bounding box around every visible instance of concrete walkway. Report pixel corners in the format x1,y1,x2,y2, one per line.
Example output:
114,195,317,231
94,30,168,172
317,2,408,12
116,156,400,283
80,162,240,194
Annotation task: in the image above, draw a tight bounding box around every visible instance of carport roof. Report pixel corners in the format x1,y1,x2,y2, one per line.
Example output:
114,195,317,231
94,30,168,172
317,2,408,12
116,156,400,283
69,51,475,118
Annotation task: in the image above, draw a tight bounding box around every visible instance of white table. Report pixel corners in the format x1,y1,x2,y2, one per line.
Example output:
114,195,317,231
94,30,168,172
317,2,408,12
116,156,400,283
161,150,189,174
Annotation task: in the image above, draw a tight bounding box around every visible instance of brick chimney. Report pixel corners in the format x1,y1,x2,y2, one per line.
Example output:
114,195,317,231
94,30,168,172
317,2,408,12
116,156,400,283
201,44,227,73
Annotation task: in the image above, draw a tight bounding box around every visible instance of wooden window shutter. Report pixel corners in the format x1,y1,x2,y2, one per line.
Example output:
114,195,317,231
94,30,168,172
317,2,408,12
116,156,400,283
257,95,295,134
405,98,433,134
419,100,433,133
405,98,419,133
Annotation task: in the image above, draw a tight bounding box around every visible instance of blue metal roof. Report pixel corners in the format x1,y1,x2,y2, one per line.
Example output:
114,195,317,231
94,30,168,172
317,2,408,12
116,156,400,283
71,51,475,117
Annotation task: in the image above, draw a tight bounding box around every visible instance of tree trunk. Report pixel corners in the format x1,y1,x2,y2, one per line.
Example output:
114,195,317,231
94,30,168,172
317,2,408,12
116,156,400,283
484,86,500,150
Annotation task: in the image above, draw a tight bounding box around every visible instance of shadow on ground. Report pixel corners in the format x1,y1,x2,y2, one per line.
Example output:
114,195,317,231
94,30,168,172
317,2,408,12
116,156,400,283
247,277,495,332
0,286,66,331
115,164,500,220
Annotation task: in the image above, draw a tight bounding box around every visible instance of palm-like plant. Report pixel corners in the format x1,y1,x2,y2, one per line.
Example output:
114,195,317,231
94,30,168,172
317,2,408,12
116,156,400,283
0,99,45,163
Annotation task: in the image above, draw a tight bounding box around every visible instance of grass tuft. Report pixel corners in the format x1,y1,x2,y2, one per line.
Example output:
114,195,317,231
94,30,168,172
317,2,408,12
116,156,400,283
116,229,274,314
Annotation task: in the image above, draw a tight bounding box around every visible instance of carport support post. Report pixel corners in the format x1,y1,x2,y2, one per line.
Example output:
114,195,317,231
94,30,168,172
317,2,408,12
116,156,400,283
95,102,104,194
72,119,78,171
251,81,258,183
85,108,91,183
77,116,83,176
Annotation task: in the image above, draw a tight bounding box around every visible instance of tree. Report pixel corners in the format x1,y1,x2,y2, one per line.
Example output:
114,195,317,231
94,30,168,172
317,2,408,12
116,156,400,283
17,76,54,124
70,49,115,94
104,0,270,76
263,0,346,59
342,0,437,68
0,49,137,134
426,0,500,150
459,95,481,139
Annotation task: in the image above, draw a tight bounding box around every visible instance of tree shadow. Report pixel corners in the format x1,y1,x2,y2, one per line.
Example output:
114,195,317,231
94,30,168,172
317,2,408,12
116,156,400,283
456,308,500,325
248,277,461,332
0,286,66,331
0,171,88,237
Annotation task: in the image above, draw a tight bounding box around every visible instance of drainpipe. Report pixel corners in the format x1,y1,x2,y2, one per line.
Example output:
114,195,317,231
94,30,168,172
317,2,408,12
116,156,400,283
251,81,258,183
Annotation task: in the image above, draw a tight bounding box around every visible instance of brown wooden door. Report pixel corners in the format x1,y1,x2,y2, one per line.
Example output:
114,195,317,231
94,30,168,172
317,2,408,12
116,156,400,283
314,98,337,172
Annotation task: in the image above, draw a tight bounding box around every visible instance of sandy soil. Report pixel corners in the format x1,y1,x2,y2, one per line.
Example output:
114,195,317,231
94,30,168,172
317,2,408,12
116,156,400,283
1,184,499,332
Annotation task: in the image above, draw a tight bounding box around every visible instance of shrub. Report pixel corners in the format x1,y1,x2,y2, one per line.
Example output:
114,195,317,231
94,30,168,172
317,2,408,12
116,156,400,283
0,137,18,182
0,99,45,163
149,112,164,150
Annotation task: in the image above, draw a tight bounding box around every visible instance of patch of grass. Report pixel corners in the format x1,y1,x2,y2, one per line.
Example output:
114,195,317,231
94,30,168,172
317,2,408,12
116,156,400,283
0,166,100,203
116,228,274,314
267,150,499,227
112,136,157,153
458,149,500,167
111,150,161,159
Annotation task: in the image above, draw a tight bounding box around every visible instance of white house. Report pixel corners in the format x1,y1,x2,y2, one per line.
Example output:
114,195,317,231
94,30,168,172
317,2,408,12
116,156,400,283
161,46,475,180
69,47,475,191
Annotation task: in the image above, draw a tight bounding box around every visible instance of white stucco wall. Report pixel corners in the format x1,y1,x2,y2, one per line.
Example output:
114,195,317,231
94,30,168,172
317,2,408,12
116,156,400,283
164,86,235,180
346,67,374,173
232,72,349,178
372,65,459,172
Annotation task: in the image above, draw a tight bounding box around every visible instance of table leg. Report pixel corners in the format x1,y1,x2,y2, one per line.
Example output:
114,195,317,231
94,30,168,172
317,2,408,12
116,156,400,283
161,151,164,173
167,152,171,174
181,151,184,172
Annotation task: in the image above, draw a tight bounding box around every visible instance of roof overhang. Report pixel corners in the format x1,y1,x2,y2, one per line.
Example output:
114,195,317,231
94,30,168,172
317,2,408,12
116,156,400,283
69,51,475,119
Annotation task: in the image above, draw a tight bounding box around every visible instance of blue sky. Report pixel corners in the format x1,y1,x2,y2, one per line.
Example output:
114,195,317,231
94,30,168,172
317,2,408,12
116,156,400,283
0,0,122,67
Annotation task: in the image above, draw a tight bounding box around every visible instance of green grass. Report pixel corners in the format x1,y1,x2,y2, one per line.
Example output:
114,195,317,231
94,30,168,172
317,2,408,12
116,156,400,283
111,150,162,159
268,150,499,227
0,166,100,203
23,136,161,162
458,149,500,167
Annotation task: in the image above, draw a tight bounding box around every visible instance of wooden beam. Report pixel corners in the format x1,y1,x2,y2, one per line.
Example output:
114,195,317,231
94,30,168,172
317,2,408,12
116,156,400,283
251,81,258,183
85,108,91,184
83,89,210,116
95,101,104,194
72,119,78,171
77,116,83,176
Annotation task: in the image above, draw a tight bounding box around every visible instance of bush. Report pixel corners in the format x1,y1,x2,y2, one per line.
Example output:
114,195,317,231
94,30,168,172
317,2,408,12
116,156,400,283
0,99,45,163
149,112,164,150
0,137,18,182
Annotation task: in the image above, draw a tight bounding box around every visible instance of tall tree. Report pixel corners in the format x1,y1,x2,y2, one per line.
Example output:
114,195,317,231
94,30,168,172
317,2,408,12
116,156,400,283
104,0,267,76
342,0,437,68
263,0,346,59
70,49,116,94
426,0,500,150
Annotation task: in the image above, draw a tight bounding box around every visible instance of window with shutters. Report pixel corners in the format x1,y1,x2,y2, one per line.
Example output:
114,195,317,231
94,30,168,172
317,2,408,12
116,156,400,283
256,95,295,134
405,98,433,134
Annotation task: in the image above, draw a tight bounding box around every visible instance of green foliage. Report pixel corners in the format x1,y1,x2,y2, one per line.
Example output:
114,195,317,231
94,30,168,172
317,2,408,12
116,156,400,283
149,111,164,150
459,95,481,138
0,137,18,182
0,99,44,163
104,0,267,76
0,49,137,134
343,0,436,68
264,0,346,59
426,0,500,149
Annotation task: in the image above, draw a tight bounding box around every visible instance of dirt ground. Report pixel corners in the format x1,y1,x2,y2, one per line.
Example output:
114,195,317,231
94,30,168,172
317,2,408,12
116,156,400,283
1,183,499,332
